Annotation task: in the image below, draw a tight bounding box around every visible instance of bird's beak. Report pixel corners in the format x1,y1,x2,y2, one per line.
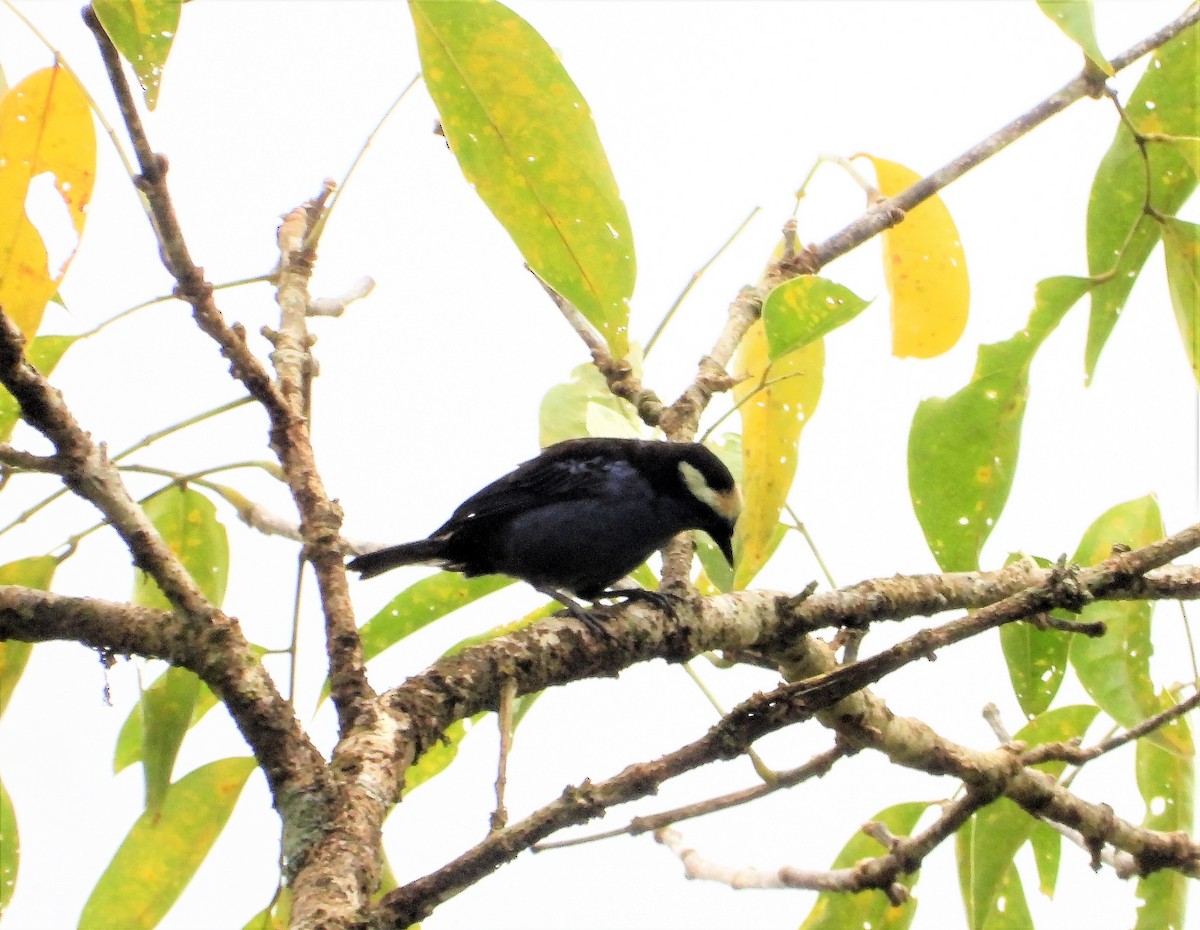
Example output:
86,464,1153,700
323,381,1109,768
716,528,735,567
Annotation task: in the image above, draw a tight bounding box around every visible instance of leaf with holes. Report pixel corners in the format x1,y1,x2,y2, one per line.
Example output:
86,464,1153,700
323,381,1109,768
1134,721,1194,930
957,705,1098,929
1085,21,1198,381
0,66,95,339
1069,495,1188,756
92,0,181,110
761,275,870,359
909,277,1090,572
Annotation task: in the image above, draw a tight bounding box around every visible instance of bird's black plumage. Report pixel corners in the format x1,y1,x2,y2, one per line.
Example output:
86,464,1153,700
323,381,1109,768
347,438,741,621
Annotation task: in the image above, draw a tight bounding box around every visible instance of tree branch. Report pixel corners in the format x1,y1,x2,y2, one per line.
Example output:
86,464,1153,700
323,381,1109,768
81,7,373,738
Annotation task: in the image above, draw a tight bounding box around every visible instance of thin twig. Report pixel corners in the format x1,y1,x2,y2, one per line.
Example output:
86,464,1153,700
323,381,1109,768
644,205,761,357
491,680,516,832
533,744,847,851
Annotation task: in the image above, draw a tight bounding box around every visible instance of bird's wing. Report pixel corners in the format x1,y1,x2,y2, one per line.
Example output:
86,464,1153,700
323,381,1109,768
437,446,634,531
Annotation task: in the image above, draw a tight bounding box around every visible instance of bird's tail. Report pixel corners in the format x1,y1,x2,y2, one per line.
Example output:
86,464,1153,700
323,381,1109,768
346,539,447,579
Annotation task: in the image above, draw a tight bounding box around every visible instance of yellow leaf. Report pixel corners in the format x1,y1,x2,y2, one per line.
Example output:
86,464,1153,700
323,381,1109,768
0,65,96,339
863,155,969,359
732,318,823,588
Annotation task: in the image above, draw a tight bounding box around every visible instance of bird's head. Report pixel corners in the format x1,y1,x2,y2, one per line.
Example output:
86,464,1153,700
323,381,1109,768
677,452,741,566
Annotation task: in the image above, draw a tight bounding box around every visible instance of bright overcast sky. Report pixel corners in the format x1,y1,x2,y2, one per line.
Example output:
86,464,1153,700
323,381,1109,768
0,2,1196,928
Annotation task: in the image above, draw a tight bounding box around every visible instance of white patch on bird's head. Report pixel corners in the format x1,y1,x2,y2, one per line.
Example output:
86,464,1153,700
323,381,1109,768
679,461,742,523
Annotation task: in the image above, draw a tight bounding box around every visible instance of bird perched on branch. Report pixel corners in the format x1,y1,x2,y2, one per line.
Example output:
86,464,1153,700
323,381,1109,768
347,437,741,630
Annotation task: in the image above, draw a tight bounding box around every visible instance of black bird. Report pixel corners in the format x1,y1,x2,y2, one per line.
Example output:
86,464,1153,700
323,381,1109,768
347,437,741,627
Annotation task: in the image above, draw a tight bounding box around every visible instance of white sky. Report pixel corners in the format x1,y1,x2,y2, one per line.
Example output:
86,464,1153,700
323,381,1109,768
0,2,1197,928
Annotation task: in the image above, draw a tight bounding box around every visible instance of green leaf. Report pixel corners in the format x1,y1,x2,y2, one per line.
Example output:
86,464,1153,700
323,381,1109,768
539,360,642,447
799,801,931,930
1162,217,1200,386
405,715,485,794
978,857,1032,930
0,556,57,718
91,0,181,110
138,666,201,815
1036,1,1113,75
126,486,226,809
761,276,870,359
114,678,219,774
1085,22,1199,381
998,554,1073,719
0,335,76,443
1028,818,1061,897
1134,721,1194,930
320,572,513,703
1068,495,1187,755
998,616,1069,721
79,757,257,930
115,648,266,773
910,277,1090,572
411,0,635,358
241,887,290,930
0,774,16,913
359,571,512,663
957,705,1098,929
134,485,229,610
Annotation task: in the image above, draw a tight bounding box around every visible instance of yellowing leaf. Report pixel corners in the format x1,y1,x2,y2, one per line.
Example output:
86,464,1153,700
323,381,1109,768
79,757,257,930
732,318,823,588
0,66,95,339
863,155,969,359
92,0,181,110
411,0,634,358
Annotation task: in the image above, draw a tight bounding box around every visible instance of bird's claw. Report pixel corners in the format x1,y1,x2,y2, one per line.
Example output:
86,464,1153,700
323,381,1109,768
602,587,684,619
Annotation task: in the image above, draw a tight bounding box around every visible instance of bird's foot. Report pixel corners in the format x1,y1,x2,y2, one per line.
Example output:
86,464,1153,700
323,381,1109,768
601,587,685,619
535,585,619,640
